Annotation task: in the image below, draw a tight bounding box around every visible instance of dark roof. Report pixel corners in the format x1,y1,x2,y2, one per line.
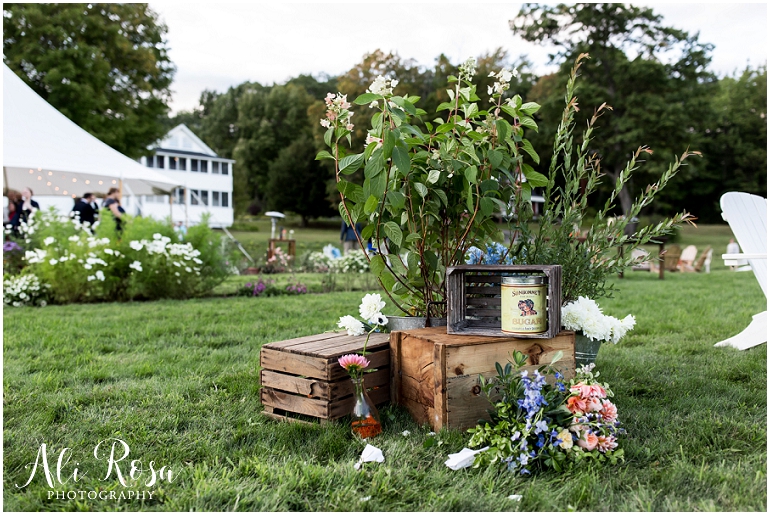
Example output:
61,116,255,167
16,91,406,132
152,147,222,159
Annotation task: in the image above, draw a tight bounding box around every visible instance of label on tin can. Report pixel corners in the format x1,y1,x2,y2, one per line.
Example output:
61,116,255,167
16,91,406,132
501,283,546,334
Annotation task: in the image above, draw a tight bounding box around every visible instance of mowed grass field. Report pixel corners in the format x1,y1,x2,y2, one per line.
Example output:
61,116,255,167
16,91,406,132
3,249,766,510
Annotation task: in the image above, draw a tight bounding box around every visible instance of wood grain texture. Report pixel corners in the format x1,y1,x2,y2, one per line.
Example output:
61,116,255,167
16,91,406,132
389,327,575,431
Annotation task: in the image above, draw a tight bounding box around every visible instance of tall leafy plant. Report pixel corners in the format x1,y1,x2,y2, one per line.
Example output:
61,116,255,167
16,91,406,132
515,55,697,302
318,60,542,316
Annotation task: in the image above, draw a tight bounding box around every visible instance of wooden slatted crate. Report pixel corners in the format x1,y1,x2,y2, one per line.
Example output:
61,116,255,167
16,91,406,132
391,327,575,431
447,264,562,339
260,332,390,423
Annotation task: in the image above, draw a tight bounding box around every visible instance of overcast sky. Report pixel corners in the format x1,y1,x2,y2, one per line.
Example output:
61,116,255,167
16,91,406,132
150,1,768,114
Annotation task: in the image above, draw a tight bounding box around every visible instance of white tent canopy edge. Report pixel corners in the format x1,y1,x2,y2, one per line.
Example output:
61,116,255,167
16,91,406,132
2,64,179,198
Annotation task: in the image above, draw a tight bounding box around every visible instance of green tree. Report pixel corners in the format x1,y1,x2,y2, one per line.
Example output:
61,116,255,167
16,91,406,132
697,66,767,220
512,3,716,218
265,135,334,226
3,3,175,158
233,83,314,214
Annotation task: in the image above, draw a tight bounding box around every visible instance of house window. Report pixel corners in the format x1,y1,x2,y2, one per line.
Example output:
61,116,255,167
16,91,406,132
200,190,208,206
200,160,208,173
190,189,199,205
222,192,229,208
169,157,177,170
156,155,165,169
145,156,154,168
212,191,220,207
212,161,220,174
174,187,184,204
179,158,187,171
222,162,229,175
191,159,198,172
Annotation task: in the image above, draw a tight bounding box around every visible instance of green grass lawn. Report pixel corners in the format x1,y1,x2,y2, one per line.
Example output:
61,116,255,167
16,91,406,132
3,268,766,511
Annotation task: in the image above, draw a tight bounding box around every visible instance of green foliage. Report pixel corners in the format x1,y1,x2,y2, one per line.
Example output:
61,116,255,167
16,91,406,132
3,3,175,158
325,61,541,316
512,3,717,217
517,56,697,302
265,135,335,226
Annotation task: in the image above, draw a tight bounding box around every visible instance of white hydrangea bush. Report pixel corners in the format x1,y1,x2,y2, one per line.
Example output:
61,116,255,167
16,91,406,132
332,250,370,274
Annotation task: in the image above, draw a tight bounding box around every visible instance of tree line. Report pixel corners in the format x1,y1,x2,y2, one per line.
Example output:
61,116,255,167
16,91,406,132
4,3,766,224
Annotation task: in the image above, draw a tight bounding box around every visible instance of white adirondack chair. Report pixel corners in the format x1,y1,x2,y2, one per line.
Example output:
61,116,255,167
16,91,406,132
715,192,767,350
678,245,698,271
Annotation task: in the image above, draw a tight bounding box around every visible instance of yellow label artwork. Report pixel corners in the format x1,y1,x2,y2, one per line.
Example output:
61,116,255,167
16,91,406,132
500,285,546,334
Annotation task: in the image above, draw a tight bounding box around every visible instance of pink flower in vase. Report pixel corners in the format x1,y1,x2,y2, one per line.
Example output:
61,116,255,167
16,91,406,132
338,354,370,373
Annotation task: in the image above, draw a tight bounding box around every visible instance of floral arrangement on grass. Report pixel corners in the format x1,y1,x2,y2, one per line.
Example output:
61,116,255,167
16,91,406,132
3,273,50,307
467,351,624,474
561,296,636,343
262,247,293,274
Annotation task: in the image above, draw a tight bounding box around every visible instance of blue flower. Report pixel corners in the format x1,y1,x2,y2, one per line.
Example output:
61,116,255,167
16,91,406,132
520,468,531,475
534,420,549,434
554,371,563,380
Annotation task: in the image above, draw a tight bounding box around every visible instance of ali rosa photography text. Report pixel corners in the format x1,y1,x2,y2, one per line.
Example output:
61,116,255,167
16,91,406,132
14,438,174,501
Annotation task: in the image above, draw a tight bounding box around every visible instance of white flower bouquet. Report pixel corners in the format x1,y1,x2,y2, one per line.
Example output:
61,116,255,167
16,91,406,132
561,297,635,344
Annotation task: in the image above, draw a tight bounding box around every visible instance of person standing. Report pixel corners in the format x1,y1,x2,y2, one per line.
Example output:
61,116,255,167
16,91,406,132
726,238,745,269
102,187,125,231
72,192,98,226
4,190,21,228
340,221,362,253
11,187,39,229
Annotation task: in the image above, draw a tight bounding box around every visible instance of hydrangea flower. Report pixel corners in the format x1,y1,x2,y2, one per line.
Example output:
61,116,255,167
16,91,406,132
338,315,365,336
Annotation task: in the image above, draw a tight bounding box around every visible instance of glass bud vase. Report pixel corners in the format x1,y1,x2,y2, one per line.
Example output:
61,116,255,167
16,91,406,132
350,377,382,438
574,332,602,367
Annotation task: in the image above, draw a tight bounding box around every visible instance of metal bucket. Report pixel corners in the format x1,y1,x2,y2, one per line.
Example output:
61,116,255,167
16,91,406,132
574,333,602,367
386,316,447,332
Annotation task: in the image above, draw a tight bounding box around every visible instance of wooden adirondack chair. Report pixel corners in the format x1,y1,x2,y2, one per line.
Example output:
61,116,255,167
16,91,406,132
678,245,698,271
662,244,682,272
693,246,712,273
715,192,767,350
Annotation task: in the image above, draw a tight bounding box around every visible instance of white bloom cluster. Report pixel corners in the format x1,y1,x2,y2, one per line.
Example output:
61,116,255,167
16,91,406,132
3,274,49,307
25,249,47,264
338,315,366,336
487,68,518,100
561,296,636,344
366,76,398,108
320,92,354,130
337,293,389,335
458,57,477,82
129,236,202,275
332,250,369,274
304,251,334,273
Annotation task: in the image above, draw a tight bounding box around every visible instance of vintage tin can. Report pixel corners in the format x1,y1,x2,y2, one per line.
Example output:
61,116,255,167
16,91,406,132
500,276,547,334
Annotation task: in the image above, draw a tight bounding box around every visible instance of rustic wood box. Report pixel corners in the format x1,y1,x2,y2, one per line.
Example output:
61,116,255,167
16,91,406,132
390,327,575,431
260,332,390,423
447,264,562,339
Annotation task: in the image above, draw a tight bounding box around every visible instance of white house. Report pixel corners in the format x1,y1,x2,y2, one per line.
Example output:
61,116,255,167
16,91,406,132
139,124,235,228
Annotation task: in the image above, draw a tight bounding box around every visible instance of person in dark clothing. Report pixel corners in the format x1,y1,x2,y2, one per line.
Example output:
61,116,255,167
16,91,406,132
72,192,98,226
102,187,126,231
11,187,39,229
340,221,362,253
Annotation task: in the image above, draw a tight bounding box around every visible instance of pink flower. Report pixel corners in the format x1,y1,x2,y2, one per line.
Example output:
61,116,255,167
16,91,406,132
567,395,587,414
346,123,354,131
325,92,336,105
586,397,603,413
570,382,607,399
326,110,337,121
577,431,598,451
338,354,369,372
596,434,618,453
320,119,331,128
600,400,618,423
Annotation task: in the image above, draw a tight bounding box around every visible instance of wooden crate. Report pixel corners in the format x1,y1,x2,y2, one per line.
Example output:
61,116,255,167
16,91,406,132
260,331,390,423
447,264,562,339
390,327,575,431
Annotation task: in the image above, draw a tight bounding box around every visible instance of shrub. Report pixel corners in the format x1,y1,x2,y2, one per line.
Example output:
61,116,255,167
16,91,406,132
6,208,228,304
3,273,50,307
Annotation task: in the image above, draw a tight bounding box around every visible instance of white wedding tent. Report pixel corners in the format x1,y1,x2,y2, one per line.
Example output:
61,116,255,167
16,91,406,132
2,64,179,201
